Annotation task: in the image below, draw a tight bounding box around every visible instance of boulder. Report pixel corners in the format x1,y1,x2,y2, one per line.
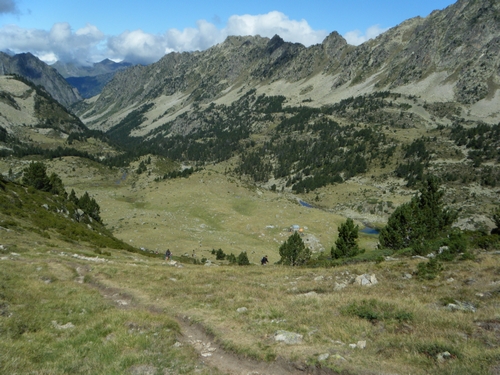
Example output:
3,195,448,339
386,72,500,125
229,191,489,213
355,274,378,286
274,330,303,344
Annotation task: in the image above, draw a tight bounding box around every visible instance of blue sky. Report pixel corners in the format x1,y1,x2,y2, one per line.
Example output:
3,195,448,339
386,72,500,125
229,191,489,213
0,0,456,65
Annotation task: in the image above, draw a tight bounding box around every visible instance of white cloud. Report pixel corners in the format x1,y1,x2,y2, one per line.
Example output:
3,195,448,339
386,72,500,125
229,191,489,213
107,30,167,65
0,22,107,65
0,0,19,14
0,11,328,65
226,11,327,47
344,24,388,45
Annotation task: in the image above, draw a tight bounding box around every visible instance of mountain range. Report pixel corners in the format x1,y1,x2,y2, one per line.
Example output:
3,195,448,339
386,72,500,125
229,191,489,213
75,0,500,134
0,0,499,230
51,59,133,99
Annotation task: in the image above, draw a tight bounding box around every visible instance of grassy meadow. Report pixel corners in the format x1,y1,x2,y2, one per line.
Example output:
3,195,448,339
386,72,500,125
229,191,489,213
1,156,499,374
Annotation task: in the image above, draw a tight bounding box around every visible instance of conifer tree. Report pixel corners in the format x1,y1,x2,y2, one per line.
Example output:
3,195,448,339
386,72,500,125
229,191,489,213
22,162,51,191
237,251,250,265
49,172,67,198
332,218,363,259
78,191,102,223
379,175,457,251
279,231,311,266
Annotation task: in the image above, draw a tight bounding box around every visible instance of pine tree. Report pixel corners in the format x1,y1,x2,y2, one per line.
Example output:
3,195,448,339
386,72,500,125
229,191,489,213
237,251,250,265
22,162,51,191
332,218,363,259
78,191,102,223
69,189,79,205
379,176,457,251
279,231,311,266
49,172,67,198
491,207,500,234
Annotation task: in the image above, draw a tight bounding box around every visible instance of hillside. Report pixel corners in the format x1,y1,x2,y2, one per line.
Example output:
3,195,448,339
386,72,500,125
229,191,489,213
0,52,82,107
0,75,120,163
76,0,500,132
1,0,500,373
59,0,500,230
1,169,500,374
52,59,134,99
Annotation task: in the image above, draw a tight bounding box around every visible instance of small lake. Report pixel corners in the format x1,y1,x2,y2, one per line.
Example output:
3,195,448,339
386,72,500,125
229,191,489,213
299,200,314,208
360,227,380,235
298,199,380,235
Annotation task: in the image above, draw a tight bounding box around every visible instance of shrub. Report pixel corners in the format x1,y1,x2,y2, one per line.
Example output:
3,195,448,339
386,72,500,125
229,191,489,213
414,342,460,360
237,251,250,266
416,258,443,280
342,299,413,322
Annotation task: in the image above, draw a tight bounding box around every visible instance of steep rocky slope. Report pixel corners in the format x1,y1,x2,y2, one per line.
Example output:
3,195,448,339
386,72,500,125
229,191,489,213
76,0,500,133
0,75,85,137
0,52,82,107
52,59,133,98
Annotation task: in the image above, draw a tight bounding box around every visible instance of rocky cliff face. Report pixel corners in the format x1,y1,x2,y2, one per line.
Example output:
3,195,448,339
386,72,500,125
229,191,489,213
76,0,499,133
0,52,82,107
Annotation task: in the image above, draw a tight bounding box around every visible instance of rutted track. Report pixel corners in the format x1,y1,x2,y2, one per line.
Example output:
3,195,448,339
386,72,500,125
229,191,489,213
75,263,339,375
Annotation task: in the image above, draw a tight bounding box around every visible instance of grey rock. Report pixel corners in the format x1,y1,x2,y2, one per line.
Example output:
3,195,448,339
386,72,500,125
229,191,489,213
274,330,303,344
437,351,452,362
355,274,378,286
334,282,347,291
303,291,318,297
318,353,330,361
446,301,476,313
52,321,75,330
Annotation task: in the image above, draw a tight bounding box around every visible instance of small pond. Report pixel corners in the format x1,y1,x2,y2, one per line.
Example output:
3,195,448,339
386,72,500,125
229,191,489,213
360,227,380,235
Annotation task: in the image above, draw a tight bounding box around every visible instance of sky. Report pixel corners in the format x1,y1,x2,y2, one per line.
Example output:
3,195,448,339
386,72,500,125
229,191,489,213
0,0,457,66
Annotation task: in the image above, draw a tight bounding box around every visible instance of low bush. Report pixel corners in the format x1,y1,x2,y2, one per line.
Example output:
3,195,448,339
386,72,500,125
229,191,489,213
416,258,443,280
342,299,413,322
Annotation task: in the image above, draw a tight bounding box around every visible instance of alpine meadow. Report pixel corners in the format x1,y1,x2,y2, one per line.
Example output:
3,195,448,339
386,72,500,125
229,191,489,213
1,0,500,374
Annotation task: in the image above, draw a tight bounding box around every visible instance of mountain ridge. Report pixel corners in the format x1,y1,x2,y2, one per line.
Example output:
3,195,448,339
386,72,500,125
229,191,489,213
75,0,500,134
0,52,82,107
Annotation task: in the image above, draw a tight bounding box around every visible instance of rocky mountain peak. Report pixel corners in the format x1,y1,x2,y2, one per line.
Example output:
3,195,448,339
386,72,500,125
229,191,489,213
266,34,286,54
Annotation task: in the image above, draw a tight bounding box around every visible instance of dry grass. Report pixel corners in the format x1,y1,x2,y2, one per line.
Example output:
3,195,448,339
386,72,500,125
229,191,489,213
73,249,500,374
1,156,499,374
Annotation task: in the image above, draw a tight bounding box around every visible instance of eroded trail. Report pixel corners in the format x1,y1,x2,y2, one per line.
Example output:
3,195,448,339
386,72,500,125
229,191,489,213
175,315,329,375
75,263,336,375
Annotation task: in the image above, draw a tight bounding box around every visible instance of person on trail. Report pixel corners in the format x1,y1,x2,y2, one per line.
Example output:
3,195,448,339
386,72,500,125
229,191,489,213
261,255,269,265
165,249,171,261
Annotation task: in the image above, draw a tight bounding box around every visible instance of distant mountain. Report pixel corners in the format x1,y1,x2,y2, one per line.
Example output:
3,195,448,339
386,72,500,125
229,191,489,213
0,74,117,160
76,0,500,134
52,59,133,78
0,52,82,107
0,75,86,137
52,59,133,98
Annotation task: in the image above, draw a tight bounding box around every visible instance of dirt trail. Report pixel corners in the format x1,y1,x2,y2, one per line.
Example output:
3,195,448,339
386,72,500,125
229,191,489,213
175,315,331,375
75,264,336,375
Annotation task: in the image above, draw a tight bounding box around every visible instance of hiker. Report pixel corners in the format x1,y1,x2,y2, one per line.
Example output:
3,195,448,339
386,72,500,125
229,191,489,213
165,249,171,261
261,255,268,265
